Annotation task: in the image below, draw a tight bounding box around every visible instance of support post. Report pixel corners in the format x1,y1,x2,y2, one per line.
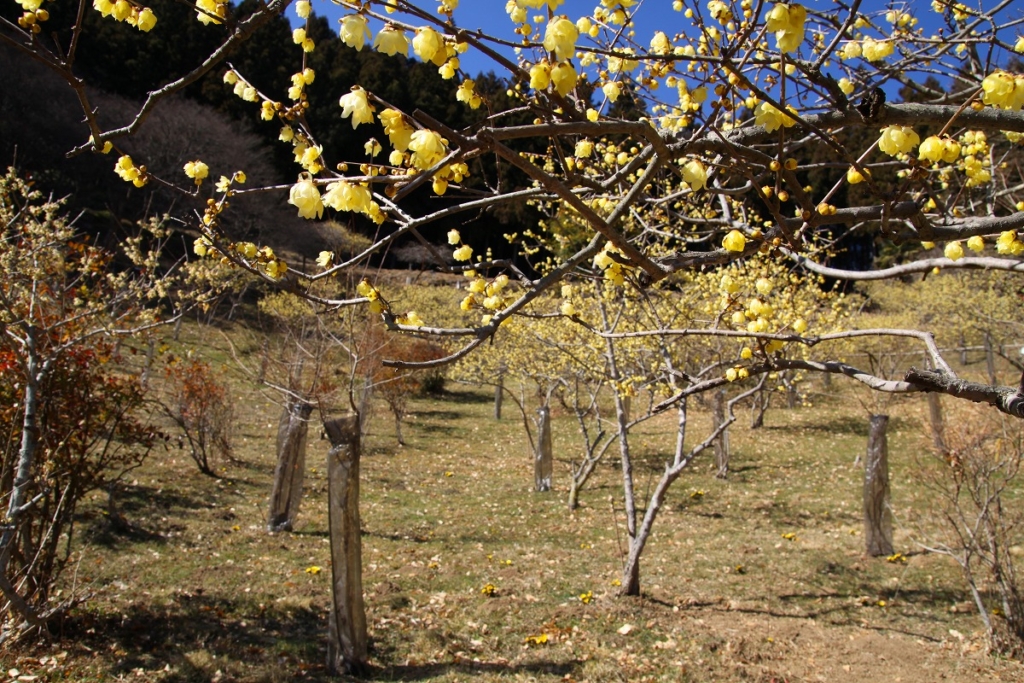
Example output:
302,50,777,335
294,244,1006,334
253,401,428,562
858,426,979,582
863,414,894,557
323,414,367,675
267,399,313,532
535,406,553,492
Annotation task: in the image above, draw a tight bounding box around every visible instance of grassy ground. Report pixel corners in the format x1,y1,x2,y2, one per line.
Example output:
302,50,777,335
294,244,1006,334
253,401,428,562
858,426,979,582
3,324,1024,682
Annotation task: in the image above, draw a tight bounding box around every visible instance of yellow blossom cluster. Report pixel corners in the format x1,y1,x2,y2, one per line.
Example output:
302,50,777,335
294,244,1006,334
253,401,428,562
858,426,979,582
592,242,629,285
877,125,920,157
958,131,991,186
16,0,54,33
114,155,147,187
183,160,209,185
195,0,226,25
918,136,961,164
764,3,806,54
754,101,797,132
322,180,384,222
996,231,1024,256
448,229,474,263
92,0,157,31
224,70,259,103
357,279,387,315
460,269,513,319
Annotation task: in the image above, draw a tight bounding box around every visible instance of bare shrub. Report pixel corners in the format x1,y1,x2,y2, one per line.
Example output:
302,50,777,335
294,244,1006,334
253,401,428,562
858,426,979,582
919,405,1024,656
161,358,234,476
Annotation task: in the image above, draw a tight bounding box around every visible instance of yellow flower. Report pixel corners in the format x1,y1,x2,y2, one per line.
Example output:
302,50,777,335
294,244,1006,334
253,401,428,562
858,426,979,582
981,71,1024,111
413,26,446,65
877,125,920,156
944,241,964,261
560,301,576,316
340,14,370,51
193,237,211,257
447,229,461,245
650,31,671,54
725,368,738,382
456,79,481,108
379,109,413,152
839,41,861,60
304,565,322,574
754,101,797,132
861,37,893,62
265,259,287,279
765,3,806,54
550,61,578,96
323,181,373,215
602,81,622,102
575,139,594,158
681,158,707,191
967,236,984,252
846,166,868,184
374,25,409,56
196,0,224,24
480,583,497,596
288,178,324,219
408,129,446,169
339,86,375,128
137,7,156,31
529,62,551,90
295,0,309,18
722,230,746,252
1016,36,1024,54
183,160,209,182
543,16,578,61
453,244,473,261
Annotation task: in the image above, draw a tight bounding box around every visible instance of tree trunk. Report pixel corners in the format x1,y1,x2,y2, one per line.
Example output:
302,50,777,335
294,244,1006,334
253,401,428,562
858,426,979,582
534,406,553,492
863,414,894,557
985,332,998,385
927,392,948,456
494,374,503,420
267,399,313,532
960,333,968,367
323,414,368,676
750,385,767,430
713,388,729,479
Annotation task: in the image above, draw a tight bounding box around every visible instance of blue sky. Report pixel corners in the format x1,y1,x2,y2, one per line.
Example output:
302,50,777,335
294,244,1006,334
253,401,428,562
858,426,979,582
293,1,1023,85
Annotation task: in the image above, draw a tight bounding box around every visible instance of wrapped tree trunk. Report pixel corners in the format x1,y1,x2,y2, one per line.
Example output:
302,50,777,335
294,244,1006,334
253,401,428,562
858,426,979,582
267,399,313,532
535,406,553,492
713,388,729,479
494,373,504,420
323,414,367,675
863,414,894,557
928,392,948,456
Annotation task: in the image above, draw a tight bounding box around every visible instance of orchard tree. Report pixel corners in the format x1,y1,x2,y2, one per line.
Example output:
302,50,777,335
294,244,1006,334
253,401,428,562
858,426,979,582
8,0,1024,612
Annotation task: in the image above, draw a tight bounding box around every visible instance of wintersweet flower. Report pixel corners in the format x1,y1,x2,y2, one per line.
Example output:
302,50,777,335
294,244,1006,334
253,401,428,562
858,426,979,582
265,260,287,279
137,7,156,31
754,101,797,132
316,251,333,268
981,71,1024,111
967,236,985,252
195,0,224,24
543,16,578,62
792,318,808,333
288,178,324,219
722,230,746,252
681,159,707,191
408,129,446,169
846,166,868,184
379,109,413,151
839,41,861,60
650,31,671,54
453,244,473,261
456,79,481,109
447,229,461,245
944,241,964,261
550,61,578,96
765,3,806,54
323,181,373,215
575,139,594,157
374,25,408,56
295,0,310,18
183,160,209,183
560,301,576,316
755,278,773,296
602,82,622,102
340,15,370,51
194,237,212,257
339,87,375,128
529,62,551,90
861,37,893,62
413,27,446,65
877,125,920,156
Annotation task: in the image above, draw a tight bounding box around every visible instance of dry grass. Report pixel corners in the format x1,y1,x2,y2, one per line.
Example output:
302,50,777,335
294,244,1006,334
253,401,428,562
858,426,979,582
2,323,1024,682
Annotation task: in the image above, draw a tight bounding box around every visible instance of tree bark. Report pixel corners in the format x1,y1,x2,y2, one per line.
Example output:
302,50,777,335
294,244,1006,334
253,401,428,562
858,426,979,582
494,372,504,420
534,406,553,492
927,391,948,456
713,388,729,479
985,331,998,385
267,399,313,532
863,414,894,557
323,414,368,676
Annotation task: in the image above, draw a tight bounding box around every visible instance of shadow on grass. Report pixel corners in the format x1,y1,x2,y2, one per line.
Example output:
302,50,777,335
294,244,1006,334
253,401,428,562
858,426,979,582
435,389,492,405
56,595,579,682
765,414,912,437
